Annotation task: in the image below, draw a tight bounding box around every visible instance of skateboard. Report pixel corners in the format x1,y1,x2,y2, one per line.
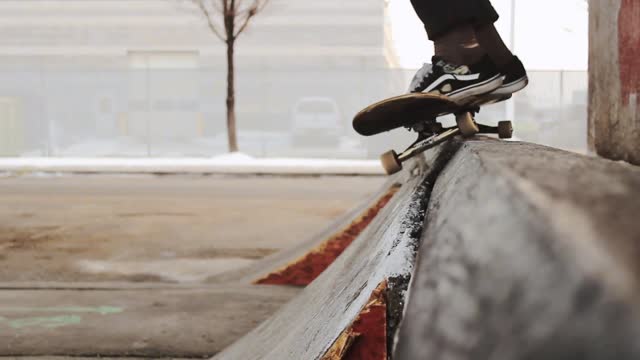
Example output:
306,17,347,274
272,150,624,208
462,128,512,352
352,93,513,175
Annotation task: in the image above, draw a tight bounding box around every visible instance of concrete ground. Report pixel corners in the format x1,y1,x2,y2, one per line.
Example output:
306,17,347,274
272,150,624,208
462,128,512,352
0,174,384,358
4,358,195,360
4,358,198,360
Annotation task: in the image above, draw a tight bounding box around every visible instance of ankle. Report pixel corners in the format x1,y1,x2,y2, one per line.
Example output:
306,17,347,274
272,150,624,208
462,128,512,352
434,47,486,67
433,24,486,66
474,24,513,68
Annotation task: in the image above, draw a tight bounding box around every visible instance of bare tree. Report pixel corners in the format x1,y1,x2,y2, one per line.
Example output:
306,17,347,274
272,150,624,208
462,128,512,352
192,0,269,152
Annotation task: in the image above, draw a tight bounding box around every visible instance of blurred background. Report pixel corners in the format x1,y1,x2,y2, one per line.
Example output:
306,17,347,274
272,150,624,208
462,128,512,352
0,0,588,159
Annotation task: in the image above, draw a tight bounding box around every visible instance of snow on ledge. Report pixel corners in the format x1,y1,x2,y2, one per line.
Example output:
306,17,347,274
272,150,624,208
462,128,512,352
0,154,384,176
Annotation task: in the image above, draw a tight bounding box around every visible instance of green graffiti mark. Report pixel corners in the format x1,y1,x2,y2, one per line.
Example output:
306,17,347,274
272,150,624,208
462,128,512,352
1,315,82,329
0,306,123,315
0,305,124,330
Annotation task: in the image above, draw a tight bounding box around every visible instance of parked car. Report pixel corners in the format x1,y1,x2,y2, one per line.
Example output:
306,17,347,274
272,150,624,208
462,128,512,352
291,97,342,147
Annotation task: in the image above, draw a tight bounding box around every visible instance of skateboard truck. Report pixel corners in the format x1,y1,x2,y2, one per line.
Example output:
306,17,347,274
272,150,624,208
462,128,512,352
352,92,514,175
380,111,513,175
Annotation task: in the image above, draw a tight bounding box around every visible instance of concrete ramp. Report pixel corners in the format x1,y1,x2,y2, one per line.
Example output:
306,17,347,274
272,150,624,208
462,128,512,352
207,177,400,286
215,138,640,359
213,144,458,360
396,139,640,359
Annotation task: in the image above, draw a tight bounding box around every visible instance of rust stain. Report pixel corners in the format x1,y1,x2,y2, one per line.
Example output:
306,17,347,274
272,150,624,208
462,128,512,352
618,0,640,105
321,281,388,360
321,329,356,360
255,185,400,286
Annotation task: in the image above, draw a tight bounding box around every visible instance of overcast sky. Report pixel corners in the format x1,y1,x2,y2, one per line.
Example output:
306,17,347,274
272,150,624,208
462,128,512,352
388,0,589,70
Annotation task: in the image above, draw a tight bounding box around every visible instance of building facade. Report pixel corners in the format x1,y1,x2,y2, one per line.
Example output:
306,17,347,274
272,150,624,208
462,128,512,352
0,0,396,157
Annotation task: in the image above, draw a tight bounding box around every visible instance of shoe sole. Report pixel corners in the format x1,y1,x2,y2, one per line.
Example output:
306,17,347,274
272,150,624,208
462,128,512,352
491,76,529,96
448,75,504,105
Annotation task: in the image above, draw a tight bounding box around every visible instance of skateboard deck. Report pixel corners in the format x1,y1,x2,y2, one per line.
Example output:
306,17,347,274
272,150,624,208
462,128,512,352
353,93,458,136
352,93,514,175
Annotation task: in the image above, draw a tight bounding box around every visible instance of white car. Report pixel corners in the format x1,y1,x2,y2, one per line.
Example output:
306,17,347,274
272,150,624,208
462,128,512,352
291,97,342,146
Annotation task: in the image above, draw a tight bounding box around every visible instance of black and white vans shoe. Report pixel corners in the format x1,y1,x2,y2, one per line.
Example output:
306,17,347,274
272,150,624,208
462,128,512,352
409,55,503,104
490,56,529,96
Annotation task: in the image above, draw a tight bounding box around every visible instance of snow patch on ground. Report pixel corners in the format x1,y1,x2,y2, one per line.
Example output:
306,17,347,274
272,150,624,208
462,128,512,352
212,152,256,163
77,258,254,283
0,154,384,175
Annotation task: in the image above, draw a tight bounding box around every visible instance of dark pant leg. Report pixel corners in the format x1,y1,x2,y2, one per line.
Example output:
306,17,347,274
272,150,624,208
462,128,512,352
410,0,499,40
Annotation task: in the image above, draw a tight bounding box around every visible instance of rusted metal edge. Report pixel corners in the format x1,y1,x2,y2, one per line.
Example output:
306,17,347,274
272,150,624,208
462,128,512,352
321,281,388,360
254,186,401,286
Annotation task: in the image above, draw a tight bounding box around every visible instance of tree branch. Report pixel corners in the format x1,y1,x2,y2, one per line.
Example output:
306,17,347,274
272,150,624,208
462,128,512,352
256,0,270,13
192,0,226,41
209,0,223,13
233,0,269,38
189,0,270,41
233,11,254,37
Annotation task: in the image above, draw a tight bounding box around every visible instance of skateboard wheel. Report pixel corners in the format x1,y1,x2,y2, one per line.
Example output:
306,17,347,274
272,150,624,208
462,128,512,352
497,121,513,139
380,150,402,175
456,113,479,137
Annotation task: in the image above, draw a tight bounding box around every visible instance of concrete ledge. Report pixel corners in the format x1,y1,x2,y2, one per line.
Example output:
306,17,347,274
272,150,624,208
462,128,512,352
211,147,456,359
396,139,640,359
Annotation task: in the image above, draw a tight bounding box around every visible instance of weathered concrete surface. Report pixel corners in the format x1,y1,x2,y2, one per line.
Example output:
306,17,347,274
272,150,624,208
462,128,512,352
589,0,640,165
212,147,456,360
209,177,399,285
2,358,196,360
0,175,383,283
396,139,640,359
0,285,299,357
254,185,400,286
0,175,384,357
